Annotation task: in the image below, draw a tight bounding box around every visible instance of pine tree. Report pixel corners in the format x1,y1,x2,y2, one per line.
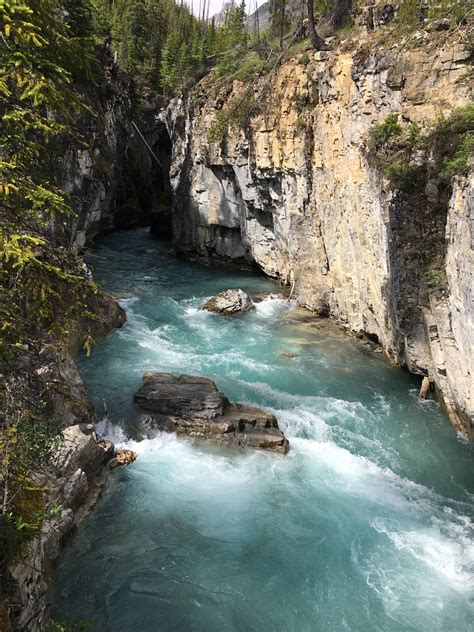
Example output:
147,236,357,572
0,0,103,571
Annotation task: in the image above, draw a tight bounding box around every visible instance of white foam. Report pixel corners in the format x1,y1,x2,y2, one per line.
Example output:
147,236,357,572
254,296,290,318
95,416,129,446
236,379,369,420
372,517,474,591
118,296,139,308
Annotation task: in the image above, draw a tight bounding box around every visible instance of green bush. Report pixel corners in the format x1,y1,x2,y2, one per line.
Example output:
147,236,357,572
367,105,474,292
367,105,474,188
396,0,420,28
235,53,267,81
368,114,402,150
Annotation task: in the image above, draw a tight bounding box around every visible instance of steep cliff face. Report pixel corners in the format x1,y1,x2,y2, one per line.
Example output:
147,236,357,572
163,33,473,434
3,53,140,630
62,52,169,251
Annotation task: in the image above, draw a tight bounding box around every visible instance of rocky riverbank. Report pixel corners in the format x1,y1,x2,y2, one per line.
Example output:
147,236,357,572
4,293,130,631
9,425,114,630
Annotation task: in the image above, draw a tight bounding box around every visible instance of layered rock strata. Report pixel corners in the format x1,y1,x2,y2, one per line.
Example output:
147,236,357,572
162,32,473,434
134,373,289,453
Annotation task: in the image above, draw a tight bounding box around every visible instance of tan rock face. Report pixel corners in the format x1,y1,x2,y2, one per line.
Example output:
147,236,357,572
163,37,473,435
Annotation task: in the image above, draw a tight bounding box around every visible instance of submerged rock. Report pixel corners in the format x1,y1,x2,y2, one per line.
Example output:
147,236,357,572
202,289,254,315
134,373,289,454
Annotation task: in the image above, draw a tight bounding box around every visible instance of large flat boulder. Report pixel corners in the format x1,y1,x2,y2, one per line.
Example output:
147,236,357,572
135,373,229,419
202,289,255,315
134,373,289,454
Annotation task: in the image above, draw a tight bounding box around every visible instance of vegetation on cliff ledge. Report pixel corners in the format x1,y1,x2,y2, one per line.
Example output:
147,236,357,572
367,105,474,190
367,105,474,290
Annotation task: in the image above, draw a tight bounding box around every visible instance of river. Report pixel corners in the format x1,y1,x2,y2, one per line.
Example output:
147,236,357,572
50,229,474,631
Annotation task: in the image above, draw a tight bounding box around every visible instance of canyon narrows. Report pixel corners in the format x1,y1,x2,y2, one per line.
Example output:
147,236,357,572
2,1,473,631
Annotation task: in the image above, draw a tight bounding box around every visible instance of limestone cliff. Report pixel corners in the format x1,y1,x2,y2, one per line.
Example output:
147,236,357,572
162,29,473,434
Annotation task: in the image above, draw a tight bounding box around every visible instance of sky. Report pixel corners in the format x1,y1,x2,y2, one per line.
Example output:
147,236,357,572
185,0,267,18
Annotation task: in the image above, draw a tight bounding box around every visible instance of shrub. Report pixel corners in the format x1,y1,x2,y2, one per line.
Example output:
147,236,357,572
208,95,255,144
366,105,474,291
367,105,474,189
235,53,267,81
396,0,420,28
368,114,402,150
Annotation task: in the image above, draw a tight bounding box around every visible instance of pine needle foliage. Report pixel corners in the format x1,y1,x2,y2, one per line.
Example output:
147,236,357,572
0,0,103,583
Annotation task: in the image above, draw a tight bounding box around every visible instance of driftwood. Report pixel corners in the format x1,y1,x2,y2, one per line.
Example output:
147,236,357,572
419,376,431,400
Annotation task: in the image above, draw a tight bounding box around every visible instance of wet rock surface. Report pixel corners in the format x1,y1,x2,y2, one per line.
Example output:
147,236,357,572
202,289,255,315
134,373,289,454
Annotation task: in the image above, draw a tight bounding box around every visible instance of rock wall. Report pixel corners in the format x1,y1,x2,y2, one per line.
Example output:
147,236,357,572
62,49,168,251
4,48,139,632
4,293,126,631
162,32,473,434
10,425,115,631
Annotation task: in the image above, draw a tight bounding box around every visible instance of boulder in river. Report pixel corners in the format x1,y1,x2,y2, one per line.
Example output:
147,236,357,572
108,449,138,470
202,289,254,315
134,373,289,454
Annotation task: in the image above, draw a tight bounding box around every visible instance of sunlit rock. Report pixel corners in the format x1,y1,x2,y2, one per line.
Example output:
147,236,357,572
134,373,289,454
202,289,255,315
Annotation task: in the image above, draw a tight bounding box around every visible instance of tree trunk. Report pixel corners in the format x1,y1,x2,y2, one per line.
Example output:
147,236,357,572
307,0,325,50
280,0,285,49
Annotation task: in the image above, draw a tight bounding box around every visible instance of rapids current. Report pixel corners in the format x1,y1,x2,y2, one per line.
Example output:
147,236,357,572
51,229,474,631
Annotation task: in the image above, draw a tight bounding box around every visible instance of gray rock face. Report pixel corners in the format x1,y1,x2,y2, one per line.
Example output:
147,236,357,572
134,373,289,454
203,289,255,315
162,39,473,436
10,425,117,632
136,373,229,419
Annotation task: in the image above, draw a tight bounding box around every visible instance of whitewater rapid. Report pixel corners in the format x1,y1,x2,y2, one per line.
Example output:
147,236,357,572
51,230,473,631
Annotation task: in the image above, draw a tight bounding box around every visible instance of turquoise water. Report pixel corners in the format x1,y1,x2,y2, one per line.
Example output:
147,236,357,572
51,229,474,631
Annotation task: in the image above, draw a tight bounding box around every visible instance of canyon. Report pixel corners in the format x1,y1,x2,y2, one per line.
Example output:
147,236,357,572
4,5,473,630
